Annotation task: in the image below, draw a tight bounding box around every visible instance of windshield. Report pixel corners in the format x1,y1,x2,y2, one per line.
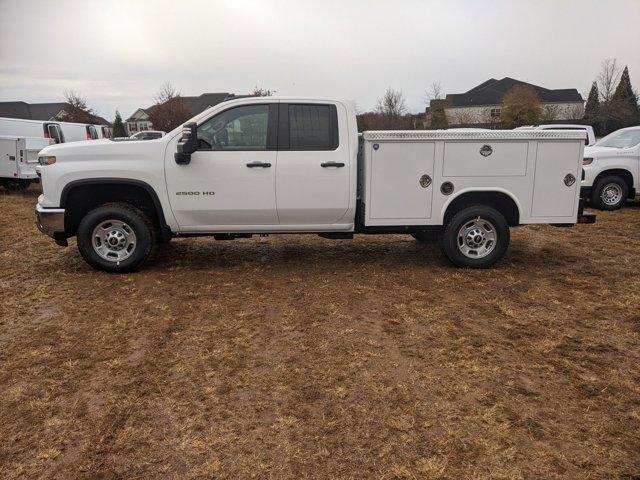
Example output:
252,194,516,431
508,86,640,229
596,129,640,149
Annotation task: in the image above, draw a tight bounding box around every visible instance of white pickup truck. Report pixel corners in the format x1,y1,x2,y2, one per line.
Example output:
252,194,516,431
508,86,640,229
581,126,639,210
35,96,595,272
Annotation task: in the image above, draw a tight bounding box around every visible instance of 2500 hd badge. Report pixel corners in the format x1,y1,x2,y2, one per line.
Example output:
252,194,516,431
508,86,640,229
176,191,215,196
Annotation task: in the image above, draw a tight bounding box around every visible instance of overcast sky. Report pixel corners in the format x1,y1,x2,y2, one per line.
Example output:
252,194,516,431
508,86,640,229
1,0,639,120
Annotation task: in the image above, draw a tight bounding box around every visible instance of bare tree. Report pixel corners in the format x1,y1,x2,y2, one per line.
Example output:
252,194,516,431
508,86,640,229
62,91,101,124
425,81,444,102
597,58,622,103
376,88,407,117
250,86,274,97
153,81,180,104
147,82,191,133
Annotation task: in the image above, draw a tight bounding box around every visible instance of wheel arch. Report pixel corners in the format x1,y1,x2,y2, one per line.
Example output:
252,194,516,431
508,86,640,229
593,169,635,198
441,188,521,226
60,178,170,238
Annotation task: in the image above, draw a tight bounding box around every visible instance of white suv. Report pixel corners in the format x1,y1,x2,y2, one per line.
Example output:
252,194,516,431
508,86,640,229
581,126,640,210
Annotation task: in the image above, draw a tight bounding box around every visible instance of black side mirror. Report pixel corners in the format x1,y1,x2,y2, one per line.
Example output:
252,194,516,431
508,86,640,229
175,122,198,164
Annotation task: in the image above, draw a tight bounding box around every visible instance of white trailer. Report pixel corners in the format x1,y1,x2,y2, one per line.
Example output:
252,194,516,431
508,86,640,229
0,135,52,190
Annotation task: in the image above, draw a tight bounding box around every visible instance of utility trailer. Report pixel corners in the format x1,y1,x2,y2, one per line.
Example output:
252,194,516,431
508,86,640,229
0,135,52,191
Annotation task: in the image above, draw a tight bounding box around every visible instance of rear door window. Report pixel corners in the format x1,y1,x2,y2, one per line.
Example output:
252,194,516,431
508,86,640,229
47,124,62,144
283,104,338,150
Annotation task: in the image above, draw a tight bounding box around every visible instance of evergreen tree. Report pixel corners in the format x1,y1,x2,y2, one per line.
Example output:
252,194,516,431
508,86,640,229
610,66,640,130
583,82,601,134
113,110,127,137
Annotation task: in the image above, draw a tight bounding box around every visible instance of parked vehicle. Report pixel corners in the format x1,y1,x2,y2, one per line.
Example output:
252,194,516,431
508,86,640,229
93,124,112,139
0,117,65,144
35,97,595,273
59,122,99,142
1,135,52,190
515,124,596,146
130,130,165,140
581,125,640,210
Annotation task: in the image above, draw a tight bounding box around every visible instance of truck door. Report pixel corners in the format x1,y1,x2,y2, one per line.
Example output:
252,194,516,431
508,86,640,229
0,138,18,179
165,103,279,228
275,103,350,225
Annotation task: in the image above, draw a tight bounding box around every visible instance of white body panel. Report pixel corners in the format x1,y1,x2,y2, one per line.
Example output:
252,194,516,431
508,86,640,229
0,117,48,138
36,97,586,238
59,122,92,142
0,135,52,180
581,126,640,192
362,130,585,226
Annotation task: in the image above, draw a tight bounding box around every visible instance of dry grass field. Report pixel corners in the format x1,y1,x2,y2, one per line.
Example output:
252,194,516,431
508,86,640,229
1,186,639,479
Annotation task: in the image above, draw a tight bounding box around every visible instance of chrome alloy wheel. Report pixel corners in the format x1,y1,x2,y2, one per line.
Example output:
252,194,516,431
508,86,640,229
91,220,137,262
601,183,623,206
456,217,497,259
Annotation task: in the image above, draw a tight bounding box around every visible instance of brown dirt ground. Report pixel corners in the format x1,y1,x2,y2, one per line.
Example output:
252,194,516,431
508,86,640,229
1,186,639,480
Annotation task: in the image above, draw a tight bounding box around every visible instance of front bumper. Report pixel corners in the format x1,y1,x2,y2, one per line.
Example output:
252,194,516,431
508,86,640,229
35,203,65,237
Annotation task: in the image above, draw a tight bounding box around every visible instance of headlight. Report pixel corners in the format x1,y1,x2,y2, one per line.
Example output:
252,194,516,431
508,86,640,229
38,156,56,165
582,157,593,165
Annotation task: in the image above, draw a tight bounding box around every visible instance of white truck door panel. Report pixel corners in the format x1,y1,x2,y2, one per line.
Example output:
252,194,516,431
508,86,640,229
443,141,528,177
531,141,581,217
167,151,278,226
369,142,435,220
165,103,278,227
0,138,18,179
276,103,350,225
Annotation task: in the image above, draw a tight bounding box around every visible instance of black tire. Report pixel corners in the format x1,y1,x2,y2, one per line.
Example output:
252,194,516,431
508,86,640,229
76,203,154,273
441,205,509,269
591,175,628,210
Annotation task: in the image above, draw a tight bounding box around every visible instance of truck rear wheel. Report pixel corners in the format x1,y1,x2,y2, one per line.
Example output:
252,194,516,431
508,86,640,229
441,205,509,268
591,175,628,210
76,203,154,273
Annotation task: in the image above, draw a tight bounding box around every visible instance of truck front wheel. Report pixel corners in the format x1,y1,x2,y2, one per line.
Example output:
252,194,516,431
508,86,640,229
441,205,509,268
76,203,154,273
591,175,628,210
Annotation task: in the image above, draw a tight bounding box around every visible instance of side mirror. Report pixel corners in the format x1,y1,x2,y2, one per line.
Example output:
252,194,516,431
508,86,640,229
175,122,198,165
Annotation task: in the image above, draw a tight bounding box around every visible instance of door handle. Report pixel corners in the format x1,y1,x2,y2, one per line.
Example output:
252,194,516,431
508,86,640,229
246,161,271,168
321,162,345,168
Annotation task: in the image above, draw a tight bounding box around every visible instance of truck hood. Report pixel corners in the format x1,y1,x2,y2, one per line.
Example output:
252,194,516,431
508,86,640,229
583,145,617,158
39,138,168,162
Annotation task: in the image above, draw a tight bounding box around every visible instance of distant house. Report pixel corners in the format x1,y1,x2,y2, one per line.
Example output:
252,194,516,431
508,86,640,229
125,92,230,135
426,77,585,128
0,101,110,125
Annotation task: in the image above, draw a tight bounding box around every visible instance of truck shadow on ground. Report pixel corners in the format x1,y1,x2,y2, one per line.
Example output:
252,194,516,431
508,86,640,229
136,234,586,274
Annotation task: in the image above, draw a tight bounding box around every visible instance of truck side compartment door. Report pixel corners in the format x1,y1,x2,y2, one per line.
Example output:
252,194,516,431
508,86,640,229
0,138,18,179
369,142,435,222
275,103,350,225
165,103,279,227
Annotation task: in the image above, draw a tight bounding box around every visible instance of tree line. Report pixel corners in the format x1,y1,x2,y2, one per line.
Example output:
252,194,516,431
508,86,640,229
64,58,639,135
